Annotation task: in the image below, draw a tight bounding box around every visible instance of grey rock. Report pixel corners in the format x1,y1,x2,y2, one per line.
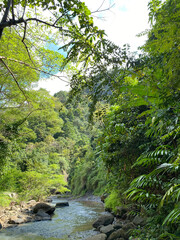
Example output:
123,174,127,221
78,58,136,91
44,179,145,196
93,214,114,228
36,209,51,218
100,224,115,237
132,215,145,226
122,222,136,231
97,225,103,231
33,203,55,215
86,233,107,240
113,223,122,230
55,202,69,207
108,228,126,240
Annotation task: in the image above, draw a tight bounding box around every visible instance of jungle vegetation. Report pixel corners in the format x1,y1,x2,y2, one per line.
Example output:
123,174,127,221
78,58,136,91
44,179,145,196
0,0,179,239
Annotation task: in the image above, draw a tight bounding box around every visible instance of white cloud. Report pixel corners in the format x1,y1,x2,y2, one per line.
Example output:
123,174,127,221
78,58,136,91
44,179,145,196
36,73,70,95
85,0,150,50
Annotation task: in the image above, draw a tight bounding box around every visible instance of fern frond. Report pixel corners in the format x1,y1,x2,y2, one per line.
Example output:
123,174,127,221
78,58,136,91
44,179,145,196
163,206,180,225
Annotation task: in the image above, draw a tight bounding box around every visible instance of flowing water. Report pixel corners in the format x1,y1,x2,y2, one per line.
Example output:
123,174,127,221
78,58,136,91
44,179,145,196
0,197,104,240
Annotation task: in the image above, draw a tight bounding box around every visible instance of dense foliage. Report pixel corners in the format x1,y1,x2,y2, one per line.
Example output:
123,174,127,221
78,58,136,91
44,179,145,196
69,0,180,238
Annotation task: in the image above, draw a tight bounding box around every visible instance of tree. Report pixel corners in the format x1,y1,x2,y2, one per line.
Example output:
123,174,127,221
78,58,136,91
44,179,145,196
0,0,105,80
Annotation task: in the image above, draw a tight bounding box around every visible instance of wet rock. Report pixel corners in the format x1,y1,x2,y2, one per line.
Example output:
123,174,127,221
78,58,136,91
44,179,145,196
108,228,126,240
35,209,51,221
122,222,136,231
36,209,51,218
93,214,114,228
132,215,145,226
55,202,69,207
33,203,55,215
100,224,115,237
86,233,107,240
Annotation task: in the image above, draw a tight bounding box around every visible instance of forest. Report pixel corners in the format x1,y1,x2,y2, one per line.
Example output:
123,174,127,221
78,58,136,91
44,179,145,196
0,0,179,239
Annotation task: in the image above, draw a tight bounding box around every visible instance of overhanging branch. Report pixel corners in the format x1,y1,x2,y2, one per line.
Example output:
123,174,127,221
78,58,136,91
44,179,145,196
0,56,70,84
0,17,63,31
0,58,29,102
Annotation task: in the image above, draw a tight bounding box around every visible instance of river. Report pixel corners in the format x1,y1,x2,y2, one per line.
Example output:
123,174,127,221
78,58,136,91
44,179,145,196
0,197,104,240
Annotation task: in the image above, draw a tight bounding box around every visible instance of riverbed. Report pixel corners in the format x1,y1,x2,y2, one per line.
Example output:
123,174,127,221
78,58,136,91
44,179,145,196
0,197,104,240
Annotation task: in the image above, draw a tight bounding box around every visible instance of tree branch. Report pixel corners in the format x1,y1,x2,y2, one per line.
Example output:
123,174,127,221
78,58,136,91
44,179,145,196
0,0,12,38
0,56,70,83
21,21,36,66
26,18,63,29
91,1,115,14
11,0,15,21
22,0,27,18
0,59,29,102
0,16,63,41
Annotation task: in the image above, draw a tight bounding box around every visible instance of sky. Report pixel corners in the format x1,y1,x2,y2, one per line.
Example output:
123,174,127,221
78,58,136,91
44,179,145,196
37,0,150,95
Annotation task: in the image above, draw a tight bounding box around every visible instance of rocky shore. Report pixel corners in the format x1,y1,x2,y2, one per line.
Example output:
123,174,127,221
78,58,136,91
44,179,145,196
0,194,145,240
85,206,145,240
0,197,69,230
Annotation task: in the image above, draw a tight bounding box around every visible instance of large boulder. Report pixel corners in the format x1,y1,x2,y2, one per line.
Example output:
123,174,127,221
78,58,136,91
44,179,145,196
100,224,115,237
35,210,51,221
86,233,107,240
33,203,55,215
93,214,114,228
55,202,69,207
108,228,127,240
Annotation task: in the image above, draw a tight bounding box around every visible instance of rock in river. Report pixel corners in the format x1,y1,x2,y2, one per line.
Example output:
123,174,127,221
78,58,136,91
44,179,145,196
93,213,114,228
33,203,55,215
55,202,69,208
100,224,115,237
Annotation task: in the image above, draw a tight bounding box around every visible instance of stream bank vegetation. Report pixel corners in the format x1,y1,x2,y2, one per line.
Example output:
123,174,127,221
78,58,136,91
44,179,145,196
0,0,179,239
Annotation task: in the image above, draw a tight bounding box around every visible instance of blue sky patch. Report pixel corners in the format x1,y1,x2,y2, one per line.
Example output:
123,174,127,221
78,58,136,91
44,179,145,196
118,5,127,12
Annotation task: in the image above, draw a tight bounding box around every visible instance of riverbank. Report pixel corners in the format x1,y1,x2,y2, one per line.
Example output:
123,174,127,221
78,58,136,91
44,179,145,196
0,199,51,229
0,193,103,230
0,197,105,240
